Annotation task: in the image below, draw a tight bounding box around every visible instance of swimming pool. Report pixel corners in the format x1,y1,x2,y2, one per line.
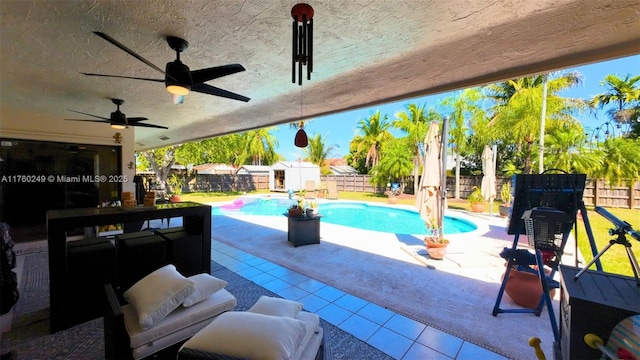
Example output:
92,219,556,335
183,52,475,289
212,198,477,235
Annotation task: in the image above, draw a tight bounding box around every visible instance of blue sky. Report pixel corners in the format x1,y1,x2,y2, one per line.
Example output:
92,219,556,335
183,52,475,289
274,54,639,161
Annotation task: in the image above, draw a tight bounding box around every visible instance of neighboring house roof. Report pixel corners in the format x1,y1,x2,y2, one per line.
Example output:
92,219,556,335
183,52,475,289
270,161,319,170
326,158,349,167
330,165,358,175
193,163,237,174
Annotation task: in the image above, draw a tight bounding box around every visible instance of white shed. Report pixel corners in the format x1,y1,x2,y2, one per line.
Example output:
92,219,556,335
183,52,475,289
269,161,320,192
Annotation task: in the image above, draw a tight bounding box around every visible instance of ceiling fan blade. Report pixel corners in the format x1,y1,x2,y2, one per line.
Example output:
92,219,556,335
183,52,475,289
129,122,168,129
125,117,149,124
191,83,250,102
93,31,166,75
67,110,110,121
64,119,110,124
190,64,246,84
81,73,164,83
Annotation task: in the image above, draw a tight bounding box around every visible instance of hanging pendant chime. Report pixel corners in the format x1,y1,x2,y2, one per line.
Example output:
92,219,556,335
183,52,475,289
294,121,308,148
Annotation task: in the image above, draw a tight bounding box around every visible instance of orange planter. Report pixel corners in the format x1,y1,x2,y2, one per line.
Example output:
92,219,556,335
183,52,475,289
503,266,556,309
424,239,449,260
288,208,301,217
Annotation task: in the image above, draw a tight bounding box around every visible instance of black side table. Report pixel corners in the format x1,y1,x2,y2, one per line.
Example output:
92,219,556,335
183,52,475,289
559,265,640,360
286,214,321,247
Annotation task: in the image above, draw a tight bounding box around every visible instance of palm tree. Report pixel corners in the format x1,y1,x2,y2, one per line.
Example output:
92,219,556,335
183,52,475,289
485,72,587,174
304,133,338,174
590,74,640,127
544,123,602,174
586,74,640,187
593,137,640,186
238,128,278,165
370,138,414,190
350,110,393,171
441,88,484,198
392,103,429,195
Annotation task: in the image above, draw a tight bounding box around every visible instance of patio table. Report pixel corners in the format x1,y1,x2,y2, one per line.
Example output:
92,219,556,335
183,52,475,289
284,213,321,247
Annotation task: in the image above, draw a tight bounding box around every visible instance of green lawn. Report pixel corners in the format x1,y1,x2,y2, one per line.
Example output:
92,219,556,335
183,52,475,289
181,190,640,277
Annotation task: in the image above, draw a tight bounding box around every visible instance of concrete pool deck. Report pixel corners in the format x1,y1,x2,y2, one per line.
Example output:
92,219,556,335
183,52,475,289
210,200,580,359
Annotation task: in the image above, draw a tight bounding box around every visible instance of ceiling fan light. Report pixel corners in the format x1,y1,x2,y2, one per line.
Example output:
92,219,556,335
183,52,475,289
166,84,190,95
294,128,308,147
111,123,126,130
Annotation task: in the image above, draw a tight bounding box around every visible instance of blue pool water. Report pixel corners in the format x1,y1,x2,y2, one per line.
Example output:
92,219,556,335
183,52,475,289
212,198,477,235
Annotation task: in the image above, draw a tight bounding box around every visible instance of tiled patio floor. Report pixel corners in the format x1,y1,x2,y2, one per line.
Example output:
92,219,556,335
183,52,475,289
213,239,508,360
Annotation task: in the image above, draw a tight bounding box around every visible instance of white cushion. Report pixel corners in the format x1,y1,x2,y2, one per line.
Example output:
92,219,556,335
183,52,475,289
123,264,196,330
180,311,306,360
124,288,237,349
292,311,321,360
182,273,228,307
247,295,303,318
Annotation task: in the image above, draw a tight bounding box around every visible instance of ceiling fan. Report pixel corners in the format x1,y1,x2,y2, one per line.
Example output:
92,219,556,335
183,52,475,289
65,98,168,129
82,31,250,104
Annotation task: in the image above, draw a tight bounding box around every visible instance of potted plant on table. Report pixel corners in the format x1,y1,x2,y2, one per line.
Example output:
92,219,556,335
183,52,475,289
467,186,486,213
309,199,319,215
167,174,184,203
288,204,301,217
499,182,512,217
288,191,306,217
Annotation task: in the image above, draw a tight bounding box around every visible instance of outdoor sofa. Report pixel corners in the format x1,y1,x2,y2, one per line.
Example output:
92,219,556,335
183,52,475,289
104,264,237,359
104,264,324,360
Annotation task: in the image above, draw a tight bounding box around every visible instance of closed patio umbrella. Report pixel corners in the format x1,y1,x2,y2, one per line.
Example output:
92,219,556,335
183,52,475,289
415,121,444,239
480,145,496,216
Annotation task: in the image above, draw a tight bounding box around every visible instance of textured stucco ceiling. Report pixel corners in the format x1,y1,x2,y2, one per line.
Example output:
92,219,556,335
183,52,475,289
1,0,639,151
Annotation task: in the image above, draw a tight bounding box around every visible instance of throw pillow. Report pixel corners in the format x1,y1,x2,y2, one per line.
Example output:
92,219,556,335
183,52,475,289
123,264,196,330
182,273,228,307
180,311,306,360
248,295,303,318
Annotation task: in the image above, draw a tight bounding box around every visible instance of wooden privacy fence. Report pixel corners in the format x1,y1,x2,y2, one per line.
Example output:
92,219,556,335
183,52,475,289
155,173,638,209
583,179,640,209
452,176,640,209
320,175,379,193
189,174,269,192
319,174,640,209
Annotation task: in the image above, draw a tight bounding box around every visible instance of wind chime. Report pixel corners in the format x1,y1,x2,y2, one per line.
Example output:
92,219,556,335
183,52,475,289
291,3,314,85
291,2,314,148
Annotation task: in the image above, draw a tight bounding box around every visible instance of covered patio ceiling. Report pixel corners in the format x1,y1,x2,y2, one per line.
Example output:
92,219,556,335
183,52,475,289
1,0,638,151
